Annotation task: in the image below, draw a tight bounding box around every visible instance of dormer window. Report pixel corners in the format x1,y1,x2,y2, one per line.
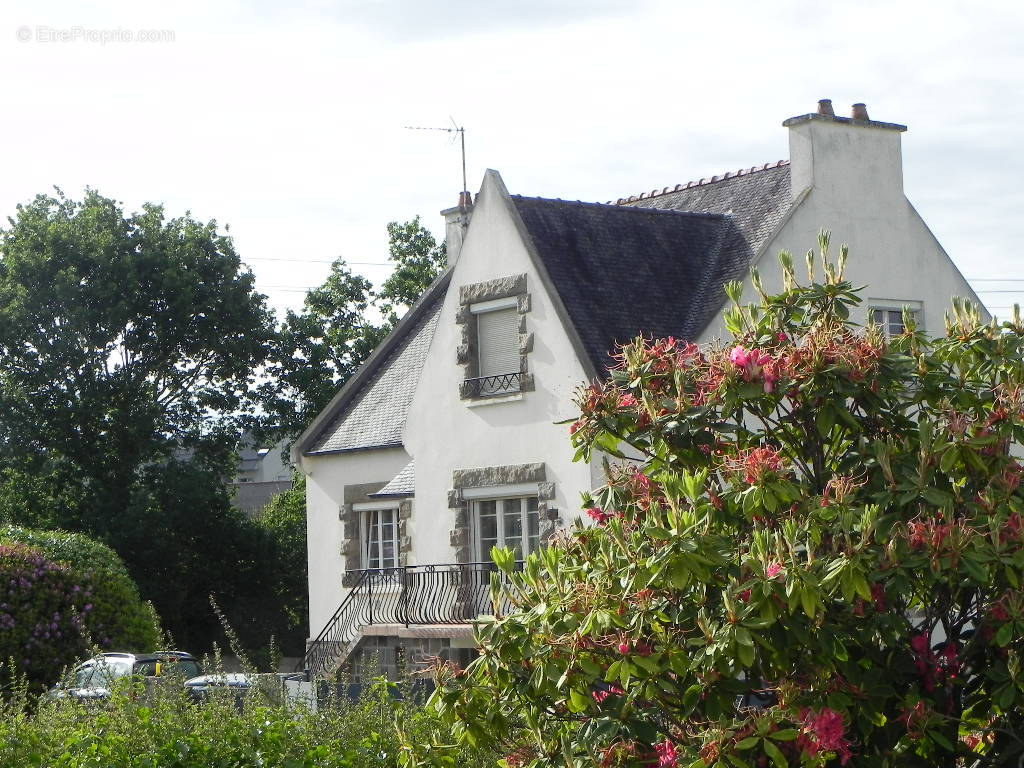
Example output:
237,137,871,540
473,299,521,396
456,274,535,401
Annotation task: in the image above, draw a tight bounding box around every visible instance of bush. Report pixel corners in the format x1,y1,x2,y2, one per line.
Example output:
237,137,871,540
415,238,1024,767
0,543,91,693
0,526,159,662
0,671,499,768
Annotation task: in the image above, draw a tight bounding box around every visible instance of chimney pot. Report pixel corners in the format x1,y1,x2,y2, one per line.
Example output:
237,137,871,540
851,103,870,121
817,99,835,117
458,190,473,208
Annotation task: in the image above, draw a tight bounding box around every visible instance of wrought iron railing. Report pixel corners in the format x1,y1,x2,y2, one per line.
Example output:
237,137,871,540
300,562,521,679
462,372,522,398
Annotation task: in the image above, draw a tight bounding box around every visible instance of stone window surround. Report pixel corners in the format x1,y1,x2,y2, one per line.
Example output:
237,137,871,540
340,482,412,587
455,273,535,399
447,462,559,563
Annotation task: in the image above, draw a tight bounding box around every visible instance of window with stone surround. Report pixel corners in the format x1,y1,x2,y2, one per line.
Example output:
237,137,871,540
448,463,558,563
455,274,534,400
473,496,540,560
357,503,399,570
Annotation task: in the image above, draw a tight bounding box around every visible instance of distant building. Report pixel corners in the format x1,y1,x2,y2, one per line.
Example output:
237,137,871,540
231,435,292,517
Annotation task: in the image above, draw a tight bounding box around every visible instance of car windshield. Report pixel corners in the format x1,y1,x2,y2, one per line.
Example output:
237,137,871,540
89,659,132,687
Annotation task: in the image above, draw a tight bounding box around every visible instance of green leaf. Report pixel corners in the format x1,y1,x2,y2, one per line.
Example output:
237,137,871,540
770,729,800,741
735,736,760,750
763,738,788,768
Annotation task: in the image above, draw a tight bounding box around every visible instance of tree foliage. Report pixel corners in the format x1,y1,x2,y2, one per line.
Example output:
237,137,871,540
0,188,275,530
414,235,1024,767
254,473,309,651
264,216,445,439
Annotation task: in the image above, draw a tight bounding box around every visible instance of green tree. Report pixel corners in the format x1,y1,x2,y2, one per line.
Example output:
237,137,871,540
376,216,446,326
264,216,445,439
412,236,1024,767
252,473,309,655
0,189,275,534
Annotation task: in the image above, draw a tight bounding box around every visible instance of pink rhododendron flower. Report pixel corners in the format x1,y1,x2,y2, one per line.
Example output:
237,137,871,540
586,507,613,524
765,562,784,580
618,640,631,654
797,707,852,765
655,740,679,768
591,684,624,703
619,393,638,409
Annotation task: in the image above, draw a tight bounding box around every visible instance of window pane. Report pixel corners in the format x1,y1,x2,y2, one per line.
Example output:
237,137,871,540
526,498,540,555
503,500,523,557
477,501,498,561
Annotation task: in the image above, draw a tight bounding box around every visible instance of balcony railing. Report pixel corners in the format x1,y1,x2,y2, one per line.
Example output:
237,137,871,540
462,372,521,398
301,562,521,679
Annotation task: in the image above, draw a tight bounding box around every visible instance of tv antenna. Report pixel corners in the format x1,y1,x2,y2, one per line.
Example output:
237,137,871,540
404,119,467,196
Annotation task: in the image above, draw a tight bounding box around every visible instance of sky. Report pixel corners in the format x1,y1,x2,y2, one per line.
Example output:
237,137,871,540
0,0,1022,320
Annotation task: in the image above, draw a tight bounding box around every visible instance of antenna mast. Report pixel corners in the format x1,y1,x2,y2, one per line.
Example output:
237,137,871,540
403,120,467,195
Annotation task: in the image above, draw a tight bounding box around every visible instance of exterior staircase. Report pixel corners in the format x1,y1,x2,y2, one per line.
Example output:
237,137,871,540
300,562,514,679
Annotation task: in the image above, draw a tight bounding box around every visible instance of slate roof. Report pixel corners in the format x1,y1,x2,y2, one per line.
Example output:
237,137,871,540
369,460,415,497
513,198,731,373
298,162,793,455
513,163,791,373
304,284,446,455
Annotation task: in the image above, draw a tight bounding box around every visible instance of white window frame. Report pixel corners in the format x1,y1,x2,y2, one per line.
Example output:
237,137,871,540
472,495,541,562
868,299,922,338
353,501,400,571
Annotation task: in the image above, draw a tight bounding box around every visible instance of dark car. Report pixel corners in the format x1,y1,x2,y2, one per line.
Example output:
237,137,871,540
49,651,202,700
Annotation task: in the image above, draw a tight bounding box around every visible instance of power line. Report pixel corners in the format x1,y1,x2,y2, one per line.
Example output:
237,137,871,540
243,257,390,266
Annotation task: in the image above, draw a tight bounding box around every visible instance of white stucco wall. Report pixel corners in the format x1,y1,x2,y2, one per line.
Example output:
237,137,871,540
300,446,410,638
699,117,985,344
404,171,596,566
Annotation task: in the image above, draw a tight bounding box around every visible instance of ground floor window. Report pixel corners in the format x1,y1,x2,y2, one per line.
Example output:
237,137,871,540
474,496,539,560
363,507,399,570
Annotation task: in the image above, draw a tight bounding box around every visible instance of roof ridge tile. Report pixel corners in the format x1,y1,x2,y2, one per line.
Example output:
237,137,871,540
610,159,790,205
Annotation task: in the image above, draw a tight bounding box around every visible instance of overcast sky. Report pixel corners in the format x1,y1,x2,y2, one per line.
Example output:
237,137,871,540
1,0,1022,319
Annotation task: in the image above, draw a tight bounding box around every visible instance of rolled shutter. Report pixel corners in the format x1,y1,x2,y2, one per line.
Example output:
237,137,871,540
477,307,519,377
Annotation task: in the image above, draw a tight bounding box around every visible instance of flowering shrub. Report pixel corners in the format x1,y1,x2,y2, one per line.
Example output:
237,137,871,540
0,526,159,693
0,543,91,692
411,235,1024,767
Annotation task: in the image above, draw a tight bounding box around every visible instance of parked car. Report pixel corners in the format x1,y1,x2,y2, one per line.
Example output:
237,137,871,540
48,651,202,700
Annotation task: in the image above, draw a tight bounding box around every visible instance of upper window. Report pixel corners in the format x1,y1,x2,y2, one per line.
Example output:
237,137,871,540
468,298,522,397
363,507,399,570
474,496,539,561
476,305,520,394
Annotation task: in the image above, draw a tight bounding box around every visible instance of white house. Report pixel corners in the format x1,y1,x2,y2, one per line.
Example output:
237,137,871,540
291,100,985,680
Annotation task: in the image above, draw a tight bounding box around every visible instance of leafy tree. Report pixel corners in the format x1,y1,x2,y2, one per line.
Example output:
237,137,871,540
264,216,445,439
0,189,275,533
376,216,446,326
253,473,309,655
413,236,1024,767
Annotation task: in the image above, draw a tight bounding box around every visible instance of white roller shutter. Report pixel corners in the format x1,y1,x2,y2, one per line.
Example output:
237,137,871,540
477,307,519,378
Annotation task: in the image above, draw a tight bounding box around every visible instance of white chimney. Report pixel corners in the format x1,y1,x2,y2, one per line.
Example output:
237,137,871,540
440,190,473,267
784,100,907,210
